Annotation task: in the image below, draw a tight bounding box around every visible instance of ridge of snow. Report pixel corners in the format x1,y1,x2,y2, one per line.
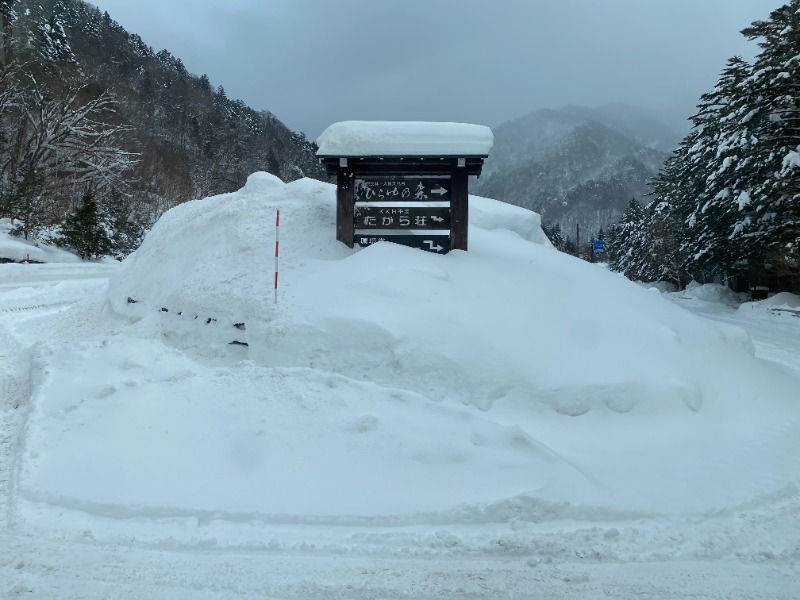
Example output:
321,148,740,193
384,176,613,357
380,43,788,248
316,121,493,156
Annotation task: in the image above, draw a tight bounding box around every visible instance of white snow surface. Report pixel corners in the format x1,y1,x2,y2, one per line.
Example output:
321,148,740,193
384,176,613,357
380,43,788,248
674,280,744,306
759,291,800,309
2,176,799,598
0,218,82,263
316,121,493,156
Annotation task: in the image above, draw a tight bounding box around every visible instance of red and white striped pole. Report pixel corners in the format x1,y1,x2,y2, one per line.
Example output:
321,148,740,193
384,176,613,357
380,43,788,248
274,210,280,304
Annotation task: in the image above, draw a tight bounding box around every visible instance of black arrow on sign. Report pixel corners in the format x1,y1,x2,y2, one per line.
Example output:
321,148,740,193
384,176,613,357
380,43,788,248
424,240,444,252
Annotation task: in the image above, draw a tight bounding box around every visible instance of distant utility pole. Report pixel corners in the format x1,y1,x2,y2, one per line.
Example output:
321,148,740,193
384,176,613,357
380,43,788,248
576,223,580,258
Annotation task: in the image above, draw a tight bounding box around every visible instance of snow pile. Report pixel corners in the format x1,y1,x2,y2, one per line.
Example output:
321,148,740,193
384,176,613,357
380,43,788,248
316,121,493,156
240,170,284,194
738,291,800,318
760,291,800,309
675,281,744,306
642,281,677,293
0,219,81,263
16,175,800,524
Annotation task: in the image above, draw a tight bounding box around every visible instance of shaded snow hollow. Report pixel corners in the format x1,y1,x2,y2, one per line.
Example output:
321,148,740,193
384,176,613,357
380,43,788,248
18,173,800,521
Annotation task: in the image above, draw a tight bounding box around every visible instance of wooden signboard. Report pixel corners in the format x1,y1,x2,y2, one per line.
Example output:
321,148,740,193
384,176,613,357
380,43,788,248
354,234,451,254
318,154,488,253
354,206,451,230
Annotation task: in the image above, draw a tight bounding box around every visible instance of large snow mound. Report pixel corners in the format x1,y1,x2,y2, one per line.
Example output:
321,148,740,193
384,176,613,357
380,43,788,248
107,178,755,415
17,176,800,520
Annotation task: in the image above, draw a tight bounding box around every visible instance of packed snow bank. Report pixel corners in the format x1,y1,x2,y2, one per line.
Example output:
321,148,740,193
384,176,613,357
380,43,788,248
17,175,800,521
761,292,800,309
316,121,493,156
738,291,800,318
241,170,284,194
106,177,548,326
674,281,744,306
0,219,81,263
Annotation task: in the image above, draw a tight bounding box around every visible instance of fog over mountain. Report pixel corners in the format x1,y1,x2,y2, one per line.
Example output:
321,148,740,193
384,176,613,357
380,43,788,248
475,104,691,241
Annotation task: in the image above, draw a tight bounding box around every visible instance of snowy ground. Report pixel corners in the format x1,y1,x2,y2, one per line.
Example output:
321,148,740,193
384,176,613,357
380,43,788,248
1,176,798,599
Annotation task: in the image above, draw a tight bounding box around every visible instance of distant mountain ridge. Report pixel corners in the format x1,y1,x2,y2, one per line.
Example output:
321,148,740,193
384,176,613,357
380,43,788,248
476,104,690,241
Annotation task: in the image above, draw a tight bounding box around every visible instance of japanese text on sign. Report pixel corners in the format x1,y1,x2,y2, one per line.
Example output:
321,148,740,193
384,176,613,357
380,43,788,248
354,206,451,230
354,177,450,202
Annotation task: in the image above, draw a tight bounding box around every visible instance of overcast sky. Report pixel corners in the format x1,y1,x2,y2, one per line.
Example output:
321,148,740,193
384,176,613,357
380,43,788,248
88,0,779,140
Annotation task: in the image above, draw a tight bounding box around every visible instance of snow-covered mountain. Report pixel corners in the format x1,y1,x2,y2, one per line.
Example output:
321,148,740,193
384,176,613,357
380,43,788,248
476,104,690,239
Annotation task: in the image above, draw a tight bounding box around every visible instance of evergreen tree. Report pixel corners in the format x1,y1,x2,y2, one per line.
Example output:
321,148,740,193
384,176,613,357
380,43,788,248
612,198,648,279
543,222,567,252
103,190,145,259
645,1,800,291
686,57,754,278
737,1,800,268
644,200,690,287
60,190,111,259
604,223,621,266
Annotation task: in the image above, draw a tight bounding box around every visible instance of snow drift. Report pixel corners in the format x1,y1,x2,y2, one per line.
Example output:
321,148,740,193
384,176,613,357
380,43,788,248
17,173,800,522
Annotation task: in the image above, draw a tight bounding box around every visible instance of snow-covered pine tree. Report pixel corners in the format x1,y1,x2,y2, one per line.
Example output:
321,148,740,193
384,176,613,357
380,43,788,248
612,198,649,279
60,189,111,259
686,56,754,279
737,1,800,276
649,136,697,278
543,222,567,252
604,223,621,266
646,2,799,291
644,200,690,287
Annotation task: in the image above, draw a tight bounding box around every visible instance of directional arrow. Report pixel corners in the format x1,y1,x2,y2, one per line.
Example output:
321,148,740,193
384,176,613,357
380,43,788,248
424,240,444,252
431,216,445,223
431,185,448,196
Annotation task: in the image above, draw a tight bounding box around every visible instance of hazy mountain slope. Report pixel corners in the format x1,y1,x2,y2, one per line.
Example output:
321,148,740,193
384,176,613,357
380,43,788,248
1,0,324,225
477,110,672,240
560,103,687,152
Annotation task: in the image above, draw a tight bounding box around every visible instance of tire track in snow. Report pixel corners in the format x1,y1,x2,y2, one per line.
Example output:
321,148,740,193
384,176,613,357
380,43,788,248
0,320,34,532
0,289,82,532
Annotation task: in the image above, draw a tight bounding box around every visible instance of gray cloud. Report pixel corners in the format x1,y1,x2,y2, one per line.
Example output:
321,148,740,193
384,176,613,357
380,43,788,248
90,0,779,138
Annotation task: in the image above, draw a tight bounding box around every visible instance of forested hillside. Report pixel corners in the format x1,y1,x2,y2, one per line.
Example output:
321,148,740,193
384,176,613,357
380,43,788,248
0,0,324,257
604,1,799,293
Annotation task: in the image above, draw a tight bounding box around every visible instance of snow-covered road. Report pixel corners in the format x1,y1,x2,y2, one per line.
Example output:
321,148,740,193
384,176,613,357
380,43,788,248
673,298,800,379
1,263,798,599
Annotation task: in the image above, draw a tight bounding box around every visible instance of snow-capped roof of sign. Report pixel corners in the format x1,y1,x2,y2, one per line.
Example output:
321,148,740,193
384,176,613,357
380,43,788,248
316,121,493,157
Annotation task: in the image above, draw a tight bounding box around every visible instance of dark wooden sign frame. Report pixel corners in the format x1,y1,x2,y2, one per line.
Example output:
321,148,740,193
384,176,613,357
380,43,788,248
317,155,488,253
